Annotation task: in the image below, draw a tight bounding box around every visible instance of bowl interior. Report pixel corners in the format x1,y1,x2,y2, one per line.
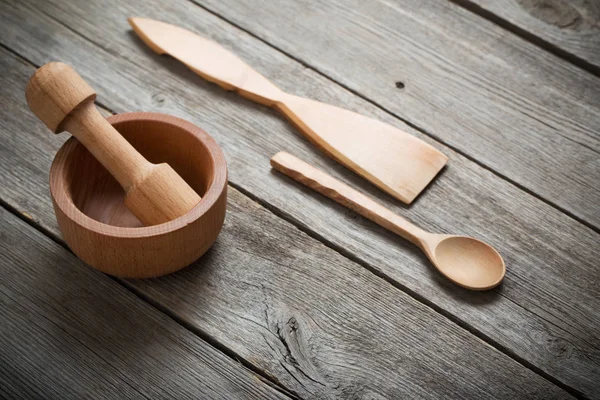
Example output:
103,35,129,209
62,117,214,227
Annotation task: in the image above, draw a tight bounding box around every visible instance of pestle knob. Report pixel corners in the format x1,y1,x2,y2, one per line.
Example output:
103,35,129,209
26,62,201,226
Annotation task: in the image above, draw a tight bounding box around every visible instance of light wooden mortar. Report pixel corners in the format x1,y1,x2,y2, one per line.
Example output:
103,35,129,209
49,112,227,278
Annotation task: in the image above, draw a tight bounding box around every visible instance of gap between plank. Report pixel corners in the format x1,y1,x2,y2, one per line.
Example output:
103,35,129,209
0,181,584,399
0,41,296,399
185,0,600,237
448,0,600,78
12,0,600,237
227,182,587,399
0,200,300,400
0,39,587,399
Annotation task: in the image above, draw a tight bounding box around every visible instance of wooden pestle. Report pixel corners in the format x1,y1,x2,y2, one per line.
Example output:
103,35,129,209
26,62,201,226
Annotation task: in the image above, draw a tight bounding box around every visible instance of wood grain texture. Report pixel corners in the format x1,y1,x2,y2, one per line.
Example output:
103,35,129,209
0,121,571,399
193,0,600,229
0,207,287,400
0,48,572,400
454,0,600,73
0,0,598,397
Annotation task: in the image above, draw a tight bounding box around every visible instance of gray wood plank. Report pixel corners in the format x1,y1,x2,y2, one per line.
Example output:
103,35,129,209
454,0,600,73
0,208,288,400
191,0,600,229
0,0,598,397
0,46,573,400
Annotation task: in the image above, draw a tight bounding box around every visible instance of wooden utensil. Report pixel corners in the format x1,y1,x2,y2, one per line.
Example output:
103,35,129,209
128,17,448,204
50,112,228,278
271,152,505,290
26,62,201,225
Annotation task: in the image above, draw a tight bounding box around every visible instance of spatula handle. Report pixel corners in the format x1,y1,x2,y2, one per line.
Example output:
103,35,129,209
129,18,283,105
270,152,428,246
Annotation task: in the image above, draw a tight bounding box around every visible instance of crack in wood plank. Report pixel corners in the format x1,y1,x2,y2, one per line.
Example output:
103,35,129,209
0,1,596,396
0,206,289,400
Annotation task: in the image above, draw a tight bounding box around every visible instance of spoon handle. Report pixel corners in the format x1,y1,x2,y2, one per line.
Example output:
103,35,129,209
270,152,429,246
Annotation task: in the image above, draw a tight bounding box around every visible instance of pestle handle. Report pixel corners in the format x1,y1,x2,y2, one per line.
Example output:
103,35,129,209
26,62,201,225
26,62,149,189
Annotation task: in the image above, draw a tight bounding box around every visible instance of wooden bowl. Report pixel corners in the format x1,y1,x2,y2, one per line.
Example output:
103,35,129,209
49,112,227,278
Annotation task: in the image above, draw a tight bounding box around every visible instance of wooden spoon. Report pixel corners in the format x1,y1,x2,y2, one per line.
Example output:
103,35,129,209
271,152,505,290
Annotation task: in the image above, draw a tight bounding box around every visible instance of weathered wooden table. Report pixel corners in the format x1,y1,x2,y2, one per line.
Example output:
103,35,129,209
1,0,599,398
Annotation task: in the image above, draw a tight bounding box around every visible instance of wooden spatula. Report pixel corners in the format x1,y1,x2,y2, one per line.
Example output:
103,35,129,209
128,18,448,204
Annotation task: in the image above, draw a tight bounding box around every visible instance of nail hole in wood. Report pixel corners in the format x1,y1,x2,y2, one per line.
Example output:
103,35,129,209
395,81,405,89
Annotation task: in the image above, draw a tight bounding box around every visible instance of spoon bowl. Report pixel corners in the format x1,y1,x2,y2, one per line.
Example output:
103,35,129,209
426,235,505,290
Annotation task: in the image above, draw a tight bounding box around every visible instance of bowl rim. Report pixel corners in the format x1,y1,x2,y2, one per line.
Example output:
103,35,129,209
50,112,228,239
